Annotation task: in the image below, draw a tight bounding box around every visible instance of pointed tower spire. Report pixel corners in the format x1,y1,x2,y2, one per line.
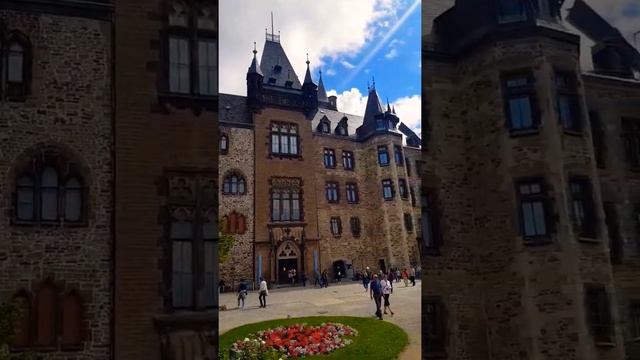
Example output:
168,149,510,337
303,52,314,85
317,69,328,102
386,97,392,113
247,41,263,76
392,105,396,114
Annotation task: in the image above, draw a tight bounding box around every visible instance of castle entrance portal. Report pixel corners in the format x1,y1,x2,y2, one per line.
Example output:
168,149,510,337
277,241,299,285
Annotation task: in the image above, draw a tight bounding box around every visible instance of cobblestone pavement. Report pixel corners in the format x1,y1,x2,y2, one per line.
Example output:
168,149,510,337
219,280,422,359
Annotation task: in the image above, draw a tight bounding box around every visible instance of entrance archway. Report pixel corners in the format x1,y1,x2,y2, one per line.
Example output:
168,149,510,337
276,241,299,285
332,260,346,281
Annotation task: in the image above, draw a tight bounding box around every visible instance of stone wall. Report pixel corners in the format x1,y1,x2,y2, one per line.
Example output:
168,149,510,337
0,9,112,360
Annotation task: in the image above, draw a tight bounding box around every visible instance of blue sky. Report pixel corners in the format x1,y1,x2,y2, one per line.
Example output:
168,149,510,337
220,0,422,135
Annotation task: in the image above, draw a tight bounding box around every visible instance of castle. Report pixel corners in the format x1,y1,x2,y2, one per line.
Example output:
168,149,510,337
219,31,423,287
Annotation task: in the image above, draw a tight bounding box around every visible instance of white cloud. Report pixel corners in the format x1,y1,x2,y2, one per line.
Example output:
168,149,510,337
340,60,356,69
385,48,399,59
327,88,422,137
325,68,337,77
581,0,640,45
220,0,400,96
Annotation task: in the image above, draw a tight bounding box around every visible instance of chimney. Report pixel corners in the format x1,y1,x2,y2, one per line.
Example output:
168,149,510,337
328,95,337,110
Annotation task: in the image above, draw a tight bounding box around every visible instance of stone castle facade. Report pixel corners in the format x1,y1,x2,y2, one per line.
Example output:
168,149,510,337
219,33,422,288
423,0,640,359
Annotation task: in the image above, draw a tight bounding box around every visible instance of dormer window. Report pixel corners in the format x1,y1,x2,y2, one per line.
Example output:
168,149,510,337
497,0,527,24
376,118,386,131
274,65,282,74
268,77,277,84
319,120,330,134
284,80,293,88
338,125,348,136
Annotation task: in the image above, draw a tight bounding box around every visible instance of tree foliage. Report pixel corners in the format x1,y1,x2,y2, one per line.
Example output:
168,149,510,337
219,217,235,264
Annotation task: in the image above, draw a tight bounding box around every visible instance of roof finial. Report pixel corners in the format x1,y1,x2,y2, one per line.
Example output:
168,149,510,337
372,76,375,90
253,41,257,55
306,53,310,66
271,11,274,37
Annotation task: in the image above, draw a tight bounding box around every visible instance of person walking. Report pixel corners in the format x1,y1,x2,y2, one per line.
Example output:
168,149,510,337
237,279,248,309
416,265,422,279
321,270,329,288
301,272,307,287
402,268,409,287
362,268,370,292
387,269,394,294
369,274,383,320
409,266,416,286
395,268,401,283
380,274,394,315
258,277,268,308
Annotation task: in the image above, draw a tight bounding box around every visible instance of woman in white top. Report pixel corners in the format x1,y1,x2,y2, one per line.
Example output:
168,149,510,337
258,277,269,308
380,275,394,315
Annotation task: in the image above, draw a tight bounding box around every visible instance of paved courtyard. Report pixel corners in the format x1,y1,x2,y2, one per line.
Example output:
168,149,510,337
219,280,422,359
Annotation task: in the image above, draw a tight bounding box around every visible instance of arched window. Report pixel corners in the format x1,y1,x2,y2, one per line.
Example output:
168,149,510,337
220,134,228,154
35,281,57,348
10,292,31,349
222,172,246,195
5,33,30,99
13,149,87,225
60,292,83,349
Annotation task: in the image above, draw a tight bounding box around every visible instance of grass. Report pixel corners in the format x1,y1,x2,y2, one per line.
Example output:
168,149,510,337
219,316,409,360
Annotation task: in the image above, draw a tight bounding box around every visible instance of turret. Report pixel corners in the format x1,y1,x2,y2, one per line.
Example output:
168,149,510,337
246,42,264,110
301,53,318,116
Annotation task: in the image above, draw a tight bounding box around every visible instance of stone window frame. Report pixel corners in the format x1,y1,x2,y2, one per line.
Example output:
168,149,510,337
2,30,33,102
345,182,359,204
554,69,582,133
269,122,300,159
630,300,640,340
501,69,540,135
10,146,90,228
221,170,246,196
377,145,390,167
588,111,606,169
422,187,442,256
603,202,623,264
342,150,355,171
410,187,417,207
350,216,361,237
514,177,555,244
406,157,411,176
325,181,339,204
568,175,597,239
424,296,446,357
9,279,88,353
220,133,228,155
584,284,615,346
394,144,404,166
621,117,640,169
158,0,218,114
330,216,342,237
269,177,304,223
398,179,409,200
382,179,395,200
160,169,217,312
323,148,336,169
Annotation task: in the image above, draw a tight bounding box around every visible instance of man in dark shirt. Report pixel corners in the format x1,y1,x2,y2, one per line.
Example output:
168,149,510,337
369,274,383,320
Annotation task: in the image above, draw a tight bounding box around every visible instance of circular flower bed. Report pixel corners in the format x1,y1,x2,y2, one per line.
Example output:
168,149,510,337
230,323,358,359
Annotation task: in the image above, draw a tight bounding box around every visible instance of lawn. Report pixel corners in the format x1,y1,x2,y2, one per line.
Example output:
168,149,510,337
218,316,408,359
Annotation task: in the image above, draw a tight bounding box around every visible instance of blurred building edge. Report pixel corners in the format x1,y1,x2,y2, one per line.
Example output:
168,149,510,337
424,0,640,359
0,0,220,359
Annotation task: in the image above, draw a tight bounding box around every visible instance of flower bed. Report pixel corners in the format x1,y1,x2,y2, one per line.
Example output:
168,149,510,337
230,323,358,359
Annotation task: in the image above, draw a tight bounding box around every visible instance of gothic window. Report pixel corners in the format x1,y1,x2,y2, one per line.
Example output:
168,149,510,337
35,281,57,348
220,133,228,154
222,172,246,195
170,208,194,308
382,179,394,200
503,71,539,132
346,183,358,203
270,178,302,222
221,211,246,235
350,217,361,237
330,217,342,237
555,70,581,132
585,285,614,343
516,178,554,241
424,297,446,355
342,151,354,170
4,32,31,100
394,145,404,165
270,123,299,156
399,179,408,199
13,150,87,225
60,292,83,350
378,146,389,166
323,148,336,168
325,182,339,203
165,1,217,95
569,177,596,238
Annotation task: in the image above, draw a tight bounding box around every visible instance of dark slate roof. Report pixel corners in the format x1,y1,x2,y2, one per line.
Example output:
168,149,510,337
303,63,314,85
317,72,328,102
310,108,364,140
362,87,384,127
219,94,252,126
567,0,622,41
248,50,263,76
260,40,302,89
